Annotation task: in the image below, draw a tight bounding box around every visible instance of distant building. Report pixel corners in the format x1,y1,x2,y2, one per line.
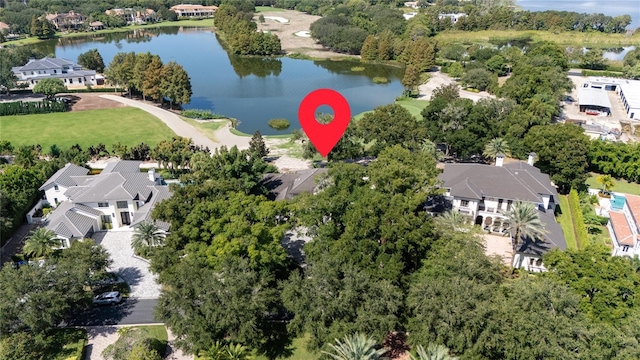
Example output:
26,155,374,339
438,13,467,23
169,4,218,18
577,87,611,115
105,8,158,25
584,77,640,120
12,57,97,89
46,10,85,30
404,1,419,9
89,21,105,31
0,21,9,31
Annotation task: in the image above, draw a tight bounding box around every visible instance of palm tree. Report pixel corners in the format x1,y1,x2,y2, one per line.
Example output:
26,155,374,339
597,174,615,194
502,201,547,254
411,344,458,360
225,343,251,360
131,220,164,252
23,227,60,258
323,333,387,360
483,138,511,161
434,210,469,231
199,341,250,360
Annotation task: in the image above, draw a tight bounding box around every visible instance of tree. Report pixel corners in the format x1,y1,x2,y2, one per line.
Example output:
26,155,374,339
411,344,458,360
581,48,608,70
401,65,420,95
360,35,378,61
249,131,269,158
358,104,426,155
485,55,507,75
461,68,496,92
142,55,164,101
133,52,152,101
434,210,469,232
524,124,590,193
160,61,192,108
102,327,163,360
32,78,67,100
502,201,547,255
596,174,615,194
323,333,387,360
23,227,60,258
77,49,105,72
131,221,164,252
482,137,511,161
448,62,464,79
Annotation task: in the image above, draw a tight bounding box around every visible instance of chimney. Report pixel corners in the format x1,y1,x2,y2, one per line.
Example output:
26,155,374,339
495,152,504,167
527,152,536,166
148,168,156,182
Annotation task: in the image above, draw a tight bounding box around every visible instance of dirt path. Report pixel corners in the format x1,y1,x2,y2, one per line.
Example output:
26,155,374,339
418,71,495,102
254,9,356,59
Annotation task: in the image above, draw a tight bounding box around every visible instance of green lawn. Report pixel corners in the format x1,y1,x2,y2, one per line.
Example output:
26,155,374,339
256,6,285,12
47,328,87,360
585,173,640,195
0,107,176,149
181,117,226,142
395,98,429,119
557,195,579,251
253,334,319,360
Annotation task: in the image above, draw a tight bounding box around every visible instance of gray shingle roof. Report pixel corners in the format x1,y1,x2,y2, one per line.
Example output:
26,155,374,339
439,162,555,202
262,168,328,201
68,171,154,203
517,208,567,255
131,186,172,231
44,201,99,239
16,57,74,71
102,160,142,174
39,163,89,190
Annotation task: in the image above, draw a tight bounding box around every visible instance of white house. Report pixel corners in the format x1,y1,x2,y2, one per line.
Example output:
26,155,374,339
436,153,566,272
607,193,640,257
169,4,218,17
12,57,97,89
38,160,171,247
438,13,467,24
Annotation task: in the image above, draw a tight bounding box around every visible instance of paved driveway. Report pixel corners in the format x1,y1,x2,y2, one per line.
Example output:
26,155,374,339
93,230,160,299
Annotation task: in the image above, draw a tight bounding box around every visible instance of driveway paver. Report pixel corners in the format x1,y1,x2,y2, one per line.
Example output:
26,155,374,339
93,230,160,299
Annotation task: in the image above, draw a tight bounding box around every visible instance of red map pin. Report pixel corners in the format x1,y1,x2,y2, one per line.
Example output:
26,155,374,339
298,89,351,157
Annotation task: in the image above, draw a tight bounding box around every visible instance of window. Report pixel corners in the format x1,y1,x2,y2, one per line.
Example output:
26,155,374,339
100,215,112,223
54,70,57,74
116,201,128,209
98,202,109,208
54,185,59,191
623,245,630,252
54,198,58,204
460,200,469,207
507,200,513,210
529,258,535,266
78,78,82,82
498,199,503,210
535,259,543,267
69,78,73,84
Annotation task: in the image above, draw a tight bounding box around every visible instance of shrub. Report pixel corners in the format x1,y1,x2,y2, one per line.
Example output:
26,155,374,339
372,76,389,84
268,118,290,130
287,53,312,60
182,109,224,119
569,189,589,248
0,100,67,116
351,66,365,71
291,129,304,141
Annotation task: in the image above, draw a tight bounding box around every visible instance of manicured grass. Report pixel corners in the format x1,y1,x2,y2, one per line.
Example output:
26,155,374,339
434,30,640,48
47,328,87,360
256,6,286,12
4,19,214,46
0,107,176,149
181,117,225,142
396,98,429,119
585,173,640,196
557,195,579,251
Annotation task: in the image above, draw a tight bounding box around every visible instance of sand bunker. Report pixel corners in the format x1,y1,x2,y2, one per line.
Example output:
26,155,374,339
294,30,311,37
265,16,289,23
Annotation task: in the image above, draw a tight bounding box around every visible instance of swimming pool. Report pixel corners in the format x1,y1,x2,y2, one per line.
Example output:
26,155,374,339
611,194,626,210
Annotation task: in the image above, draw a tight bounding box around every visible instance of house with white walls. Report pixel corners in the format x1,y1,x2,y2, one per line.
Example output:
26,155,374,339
38,160,170,247
607,193,640,257
436,153,566,272
12,57,97,89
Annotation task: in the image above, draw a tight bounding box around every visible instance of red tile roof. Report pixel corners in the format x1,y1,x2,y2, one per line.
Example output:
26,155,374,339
610,211,635,246
626,194,640,227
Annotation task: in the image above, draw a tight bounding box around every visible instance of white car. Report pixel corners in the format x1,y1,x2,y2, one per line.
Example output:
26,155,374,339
93,291,122,305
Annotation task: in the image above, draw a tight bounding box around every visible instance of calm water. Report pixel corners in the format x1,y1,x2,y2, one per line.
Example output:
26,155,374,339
32,28,404,135
516,0,640,30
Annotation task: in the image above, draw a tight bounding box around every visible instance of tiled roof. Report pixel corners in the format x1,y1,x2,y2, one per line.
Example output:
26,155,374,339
626,194,640,228
0,22,9,30
440,162,556,203
68,172,155,203
131,186,172,231
44,201,99,239
16,57,74,71
517,208,567,255
39,163,89,190
609,211,635,246
102,160,141,174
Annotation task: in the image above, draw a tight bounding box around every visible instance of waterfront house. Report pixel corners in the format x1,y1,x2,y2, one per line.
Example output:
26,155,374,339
12,57,97,89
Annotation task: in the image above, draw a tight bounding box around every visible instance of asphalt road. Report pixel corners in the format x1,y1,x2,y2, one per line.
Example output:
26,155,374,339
67,298,160,326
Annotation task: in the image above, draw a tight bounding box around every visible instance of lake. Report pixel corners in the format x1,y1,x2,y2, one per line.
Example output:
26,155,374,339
32,27,404,135
516,0,640,30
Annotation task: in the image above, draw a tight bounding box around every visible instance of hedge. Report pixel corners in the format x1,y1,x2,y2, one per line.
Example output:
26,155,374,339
581,70,624,78
0,100,66,116
569,189,590,249
64,87,125,93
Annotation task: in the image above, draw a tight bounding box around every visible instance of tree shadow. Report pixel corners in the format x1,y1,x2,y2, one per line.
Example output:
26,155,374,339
66,298,138,326
257,322,294,360
116,266,143,287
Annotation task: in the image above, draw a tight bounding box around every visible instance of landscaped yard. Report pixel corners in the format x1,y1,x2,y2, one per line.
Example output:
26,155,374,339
557,195,579,251
256,6,285,12
354,98,429,122
586,173,640,196
0,107,176,149
48,328,87,360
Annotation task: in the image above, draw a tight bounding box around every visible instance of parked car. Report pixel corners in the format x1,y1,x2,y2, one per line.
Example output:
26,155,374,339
93,291,122,305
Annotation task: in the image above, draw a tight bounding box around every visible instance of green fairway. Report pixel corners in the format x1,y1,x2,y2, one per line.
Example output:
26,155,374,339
256,6,285,12
586,173,640,196
0,107,176,149
396,98,429,119
557,195,578,251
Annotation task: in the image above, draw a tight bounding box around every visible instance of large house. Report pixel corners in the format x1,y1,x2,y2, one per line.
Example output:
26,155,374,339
12,57,97,89
105,8,158,25
607,193,640,257
38,161,171,247
436,154,566,272
169,4,218,17
45,10,85,30
261,168,328,201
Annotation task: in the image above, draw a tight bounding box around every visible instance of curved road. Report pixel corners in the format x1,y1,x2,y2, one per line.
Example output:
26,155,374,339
101,95,250,151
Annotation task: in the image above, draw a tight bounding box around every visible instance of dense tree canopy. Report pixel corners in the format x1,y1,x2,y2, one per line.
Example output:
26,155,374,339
77,48,105,73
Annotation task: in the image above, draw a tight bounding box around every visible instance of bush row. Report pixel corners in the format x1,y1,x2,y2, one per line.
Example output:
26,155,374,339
0,100,66,116
182,109,224,119
569,189,590,248
581,70,624,78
